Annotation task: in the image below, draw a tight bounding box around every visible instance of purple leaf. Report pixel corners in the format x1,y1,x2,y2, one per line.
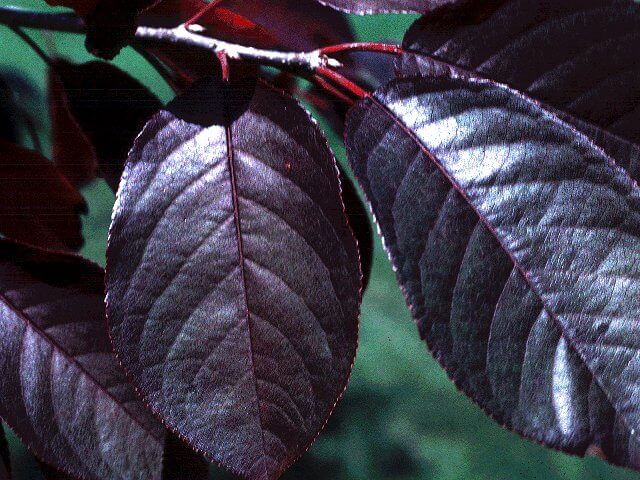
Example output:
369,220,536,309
0,140,86,251
398,0,640,158
316,0,463,14
105,77,361,480
0,238,165,480
345,75,640,468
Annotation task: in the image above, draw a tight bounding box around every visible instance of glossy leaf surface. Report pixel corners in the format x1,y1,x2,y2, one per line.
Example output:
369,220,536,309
345,75,640,468
0,239,164,480
50,60,161,191
0,140,86,251
106,78,361,480
398,0,640,151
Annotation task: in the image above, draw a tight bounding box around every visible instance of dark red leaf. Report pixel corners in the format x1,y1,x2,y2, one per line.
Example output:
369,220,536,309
222,0,354,51
105,77,361,480
48,66,97,188
0,238,165,479
0,76,18,144
316,0,463,14
338,167,373,289
0,140,86,251
161,432,209,480
345,73,640,469
50,60,161,192
84,0,162,59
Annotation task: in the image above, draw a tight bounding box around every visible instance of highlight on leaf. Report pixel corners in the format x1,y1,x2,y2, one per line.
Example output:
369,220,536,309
345,73,640,469
0,238,165,480
105,76,361,480
2,0,640,478
0,140,86,251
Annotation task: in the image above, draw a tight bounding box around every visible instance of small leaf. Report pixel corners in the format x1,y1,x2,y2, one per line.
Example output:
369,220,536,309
316,0,463,14
0,140,86,251
0,238,165,480
48,64,97,188
86,0,162,58
345,74,640,469
106,77,361,480
50,60,161,191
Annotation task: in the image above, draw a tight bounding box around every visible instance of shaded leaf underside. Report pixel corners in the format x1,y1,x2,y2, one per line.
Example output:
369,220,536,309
106,79,361,480
0,239,164,480
0,140,86,251
346,73,640,468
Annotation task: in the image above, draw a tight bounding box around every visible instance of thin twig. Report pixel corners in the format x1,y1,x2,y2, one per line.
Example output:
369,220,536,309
0,6,342,75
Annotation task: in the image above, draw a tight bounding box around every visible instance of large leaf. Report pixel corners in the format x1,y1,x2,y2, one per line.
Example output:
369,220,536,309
0,238,165,479
49,60,161,191
398,0,640,156
0,140,86,251
105,77,361,480
316,0,460,14
345,75,640,468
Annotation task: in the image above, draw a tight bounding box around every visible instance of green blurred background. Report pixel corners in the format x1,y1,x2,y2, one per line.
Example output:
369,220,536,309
1,1,638,479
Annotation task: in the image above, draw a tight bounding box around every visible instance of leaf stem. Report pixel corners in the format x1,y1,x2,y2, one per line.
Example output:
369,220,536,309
318,42,404,56
315,66,368,100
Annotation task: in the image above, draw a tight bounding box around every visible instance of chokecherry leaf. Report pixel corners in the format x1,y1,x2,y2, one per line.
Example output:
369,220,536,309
345,74,640,469
398,0,640,159
49,60,161,192
48,64,97,188
316,0,462,14
0,76,18,144
0,238,165,480
84,0,162,58
106,77,361,480
0,140,86,251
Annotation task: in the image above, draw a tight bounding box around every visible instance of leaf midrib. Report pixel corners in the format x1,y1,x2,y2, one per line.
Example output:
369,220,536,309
0,288,161,444
365,89,640,444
